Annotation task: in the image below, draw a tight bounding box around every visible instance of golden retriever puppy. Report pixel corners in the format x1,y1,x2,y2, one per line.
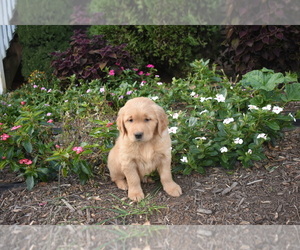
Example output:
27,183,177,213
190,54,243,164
108,97,182,201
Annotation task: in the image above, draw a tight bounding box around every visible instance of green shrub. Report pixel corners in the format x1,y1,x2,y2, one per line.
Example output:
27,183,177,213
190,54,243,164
17,26,72,78
222,25,300,75
88,0,222,24
14,0,77,24
89,25,221,77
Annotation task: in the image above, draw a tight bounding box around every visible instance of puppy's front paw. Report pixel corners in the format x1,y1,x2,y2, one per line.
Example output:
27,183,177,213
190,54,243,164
128,189,145,202
115,179,128,190
164,182,182,197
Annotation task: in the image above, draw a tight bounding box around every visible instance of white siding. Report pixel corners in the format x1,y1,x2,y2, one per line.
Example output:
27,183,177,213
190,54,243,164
0,0,17,94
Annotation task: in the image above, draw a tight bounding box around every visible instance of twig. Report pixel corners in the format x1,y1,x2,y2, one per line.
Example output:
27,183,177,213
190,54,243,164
246,179,264,185
61,199,75,212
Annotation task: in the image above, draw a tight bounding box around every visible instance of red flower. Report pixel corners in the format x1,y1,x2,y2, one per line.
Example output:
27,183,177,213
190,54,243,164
106,122,114,127
0,134,10,140
11,125,22,131
72,147,84,154
19,159,33,165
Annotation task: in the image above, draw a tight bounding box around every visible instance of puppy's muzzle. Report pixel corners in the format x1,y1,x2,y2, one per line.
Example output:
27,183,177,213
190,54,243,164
134,132,143,141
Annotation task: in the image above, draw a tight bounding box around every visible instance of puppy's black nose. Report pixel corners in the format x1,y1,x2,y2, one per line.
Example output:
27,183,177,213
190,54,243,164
135,132,143,140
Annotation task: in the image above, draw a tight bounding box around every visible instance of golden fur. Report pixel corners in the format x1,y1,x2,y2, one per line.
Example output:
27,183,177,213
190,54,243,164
107,97,182,201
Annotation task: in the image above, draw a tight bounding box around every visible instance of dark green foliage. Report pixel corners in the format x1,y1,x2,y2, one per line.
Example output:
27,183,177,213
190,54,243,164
51,30,133,83
89,25,221,77
88,0,222,24
17,26,72,78
14,0,79,24
222,26,300,75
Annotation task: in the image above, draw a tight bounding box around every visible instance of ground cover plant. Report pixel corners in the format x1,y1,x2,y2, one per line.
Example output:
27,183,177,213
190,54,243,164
1,60,299,190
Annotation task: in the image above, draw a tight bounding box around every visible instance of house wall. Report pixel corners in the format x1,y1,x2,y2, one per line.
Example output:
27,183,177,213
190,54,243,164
0,0,17,94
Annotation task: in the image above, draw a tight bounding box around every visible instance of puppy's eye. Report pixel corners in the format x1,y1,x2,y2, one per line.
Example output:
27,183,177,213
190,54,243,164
128,119,133,123
145,118,151,122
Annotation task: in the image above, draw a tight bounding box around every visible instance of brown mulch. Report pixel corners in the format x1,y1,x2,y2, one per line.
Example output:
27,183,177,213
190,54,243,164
0,127,300,225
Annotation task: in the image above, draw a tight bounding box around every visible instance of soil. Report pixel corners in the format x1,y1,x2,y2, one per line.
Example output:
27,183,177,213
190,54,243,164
1,125,300,226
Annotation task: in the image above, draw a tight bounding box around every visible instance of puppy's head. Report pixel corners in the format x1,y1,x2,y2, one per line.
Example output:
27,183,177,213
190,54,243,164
116,97,168,142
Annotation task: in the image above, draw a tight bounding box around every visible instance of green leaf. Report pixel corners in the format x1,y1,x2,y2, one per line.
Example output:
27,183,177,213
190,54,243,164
282,83,300,102
22,140,33,153
0,160,8,170
265,121,280,130
37,168,49,175
188,117,198,127
241,69,284,91
26,175,35,190
80,161,92,175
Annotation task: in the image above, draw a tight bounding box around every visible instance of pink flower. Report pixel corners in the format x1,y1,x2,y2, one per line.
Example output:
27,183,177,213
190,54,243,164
146,64,155,68
106,122,114,127
2,156,6,159
0,134,10,140
47,119,54,123
138,71,144,75
19,159,33,165
72,147,84,154
126,90,133,95
55,144,60,149
145,73,151,76
133,68,139,71
0,123,3,125
20,101,26,105
109,70,115,76
11,125,22,131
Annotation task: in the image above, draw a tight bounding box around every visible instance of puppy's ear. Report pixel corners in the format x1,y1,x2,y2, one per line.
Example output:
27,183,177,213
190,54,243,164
116,108,127,136
155,105,169,137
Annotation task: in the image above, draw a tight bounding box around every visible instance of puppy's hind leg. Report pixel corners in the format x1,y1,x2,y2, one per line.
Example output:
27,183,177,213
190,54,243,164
109,168,128,190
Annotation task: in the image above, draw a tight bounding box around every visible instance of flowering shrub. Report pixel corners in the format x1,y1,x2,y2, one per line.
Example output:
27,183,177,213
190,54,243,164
95,60,298,174
1,59,299,189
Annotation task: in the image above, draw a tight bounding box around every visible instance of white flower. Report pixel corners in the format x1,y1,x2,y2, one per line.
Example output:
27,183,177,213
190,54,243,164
168,127,178,134
195,137,207,140
190,91,196,97
220,147,228,153
257,133,267,140
248,105,259,110
262,104,272,111
48,89,52,93
234,138,243,144
223,117,234,124
157,82,163,85
180,156,188,163
247,149,253,155
215,94,226,103
150,96,159,101
172,113,179,119
86,89,91,93
200,97,212,102
65,100,68,103
46,113,52,116
272,106,283,114
289,113,296,122
199,110,208,115
200,97,206,102
100,87,105,93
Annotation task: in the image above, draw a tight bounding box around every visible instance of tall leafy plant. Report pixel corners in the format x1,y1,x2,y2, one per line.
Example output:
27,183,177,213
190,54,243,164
51,30,134,84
